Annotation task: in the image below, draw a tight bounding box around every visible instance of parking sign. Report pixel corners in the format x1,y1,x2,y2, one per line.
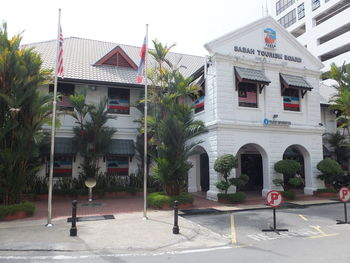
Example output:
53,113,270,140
266,190,282,207
338,187,350,202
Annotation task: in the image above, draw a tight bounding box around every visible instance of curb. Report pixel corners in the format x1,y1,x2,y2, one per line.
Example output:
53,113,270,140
180,200,342,216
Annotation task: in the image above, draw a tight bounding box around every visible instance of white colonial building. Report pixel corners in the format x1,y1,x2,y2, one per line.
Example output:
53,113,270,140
27,16,337,200
188,16,328,200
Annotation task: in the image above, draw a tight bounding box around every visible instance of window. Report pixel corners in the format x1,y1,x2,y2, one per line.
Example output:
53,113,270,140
276,0,295,15
283,88,300,111
108,88,130,114
278,9,297,28
48,156,73,177
238,83,258,108
106,156,129,176
297,3,305,19
312,0,320,11
49,83,75,111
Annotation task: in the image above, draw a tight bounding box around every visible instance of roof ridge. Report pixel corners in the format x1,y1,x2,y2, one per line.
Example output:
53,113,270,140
24,36,205,59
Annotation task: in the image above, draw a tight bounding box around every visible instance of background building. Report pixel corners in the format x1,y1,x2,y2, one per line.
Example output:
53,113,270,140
270,0,350,71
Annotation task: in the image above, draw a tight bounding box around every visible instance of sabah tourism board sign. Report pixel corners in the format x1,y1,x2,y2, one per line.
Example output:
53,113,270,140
233,27,302,63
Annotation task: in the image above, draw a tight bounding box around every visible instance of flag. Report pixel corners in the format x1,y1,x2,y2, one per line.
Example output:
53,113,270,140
57,26,64,78
137,36,146,83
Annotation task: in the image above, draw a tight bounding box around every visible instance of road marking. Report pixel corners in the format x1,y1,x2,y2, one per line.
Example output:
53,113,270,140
230,215,237,244
298,214,308,221
309,225,338,239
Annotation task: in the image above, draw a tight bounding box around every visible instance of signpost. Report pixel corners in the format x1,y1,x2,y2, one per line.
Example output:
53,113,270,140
337,187,350,224
262,190,288,234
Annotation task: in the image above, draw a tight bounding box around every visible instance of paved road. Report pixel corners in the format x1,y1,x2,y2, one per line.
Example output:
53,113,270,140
1,203,350,262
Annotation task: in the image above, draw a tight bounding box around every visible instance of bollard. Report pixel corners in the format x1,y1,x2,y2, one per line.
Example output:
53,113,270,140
173,200,179,234
70,200,78,236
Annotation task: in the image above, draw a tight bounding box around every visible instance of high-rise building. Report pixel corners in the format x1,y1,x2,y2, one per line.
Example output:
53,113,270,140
270,0,350,70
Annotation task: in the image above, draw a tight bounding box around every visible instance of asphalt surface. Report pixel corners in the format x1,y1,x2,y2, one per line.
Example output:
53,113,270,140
1,203,350,262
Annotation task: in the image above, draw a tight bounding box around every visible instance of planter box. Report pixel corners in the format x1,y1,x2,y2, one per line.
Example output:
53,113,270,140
2,211,28,221
314,191,337,198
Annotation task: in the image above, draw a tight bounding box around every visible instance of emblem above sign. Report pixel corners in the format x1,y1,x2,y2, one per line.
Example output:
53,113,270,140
264,27,276,49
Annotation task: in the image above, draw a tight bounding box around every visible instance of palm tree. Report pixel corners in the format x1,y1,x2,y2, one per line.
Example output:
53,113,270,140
0,22,52,204
69,94,116,179
147,40,208,195
323,132,347,163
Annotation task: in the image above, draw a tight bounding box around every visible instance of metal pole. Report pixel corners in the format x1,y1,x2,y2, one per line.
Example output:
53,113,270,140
46,8,61,227
345,202,348,223
173,200,179,234
70,200,77,236
273,208,276,231
143,24,149,220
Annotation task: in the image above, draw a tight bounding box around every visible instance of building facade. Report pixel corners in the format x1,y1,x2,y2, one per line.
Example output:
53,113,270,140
270,0,350,71
28,17,335,200
188,16,326,200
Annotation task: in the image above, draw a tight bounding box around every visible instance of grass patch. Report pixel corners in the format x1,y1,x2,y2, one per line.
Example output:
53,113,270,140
0,202,35,220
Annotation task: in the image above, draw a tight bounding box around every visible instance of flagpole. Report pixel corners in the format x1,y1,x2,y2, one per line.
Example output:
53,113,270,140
46,8,61,227
143,24,149,220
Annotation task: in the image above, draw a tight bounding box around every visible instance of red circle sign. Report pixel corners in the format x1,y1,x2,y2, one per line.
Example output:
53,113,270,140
266,190,283,207
338,187,350,202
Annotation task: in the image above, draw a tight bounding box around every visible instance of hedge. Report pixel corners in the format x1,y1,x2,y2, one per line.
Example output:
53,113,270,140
217,192,246,203
0,202,35,220
147,192,194,209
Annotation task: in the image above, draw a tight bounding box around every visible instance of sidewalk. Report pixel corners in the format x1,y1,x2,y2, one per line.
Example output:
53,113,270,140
0,192,340,254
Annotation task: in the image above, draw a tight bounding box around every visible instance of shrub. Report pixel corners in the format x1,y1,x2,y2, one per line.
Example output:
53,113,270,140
317,158,343,186
229,174,249,190
147,192,194,208
289,177,304,188
281,190,296,200
217,192,246,203
215,181,230,193
0,202,35,220
274,160,301,176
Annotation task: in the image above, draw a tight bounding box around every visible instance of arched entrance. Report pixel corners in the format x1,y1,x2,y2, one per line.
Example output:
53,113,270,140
188,146,210,193
236,143,268,193
282,144,311,193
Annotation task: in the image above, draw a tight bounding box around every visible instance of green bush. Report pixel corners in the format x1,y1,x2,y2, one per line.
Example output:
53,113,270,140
274,160,301,176
317,159,343,186
229,174,249,189
289,177,304,188
147,192,194,208
215,181,230,192
0,202,35,220
217,192,246,203
281,190,296,200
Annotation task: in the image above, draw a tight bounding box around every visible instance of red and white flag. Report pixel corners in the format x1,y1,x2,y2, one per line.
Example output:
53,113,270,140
57,26,64,78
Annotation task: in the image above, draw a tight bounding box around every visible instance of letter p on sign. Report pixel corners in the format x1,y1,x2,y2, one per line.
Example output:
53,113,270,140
266,190,282,207
339,187,350,202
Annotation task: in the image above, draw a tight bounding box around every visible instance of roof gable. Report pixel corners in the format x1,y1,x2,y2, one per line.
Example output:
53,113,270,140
204,16,323,71
95,46,138,69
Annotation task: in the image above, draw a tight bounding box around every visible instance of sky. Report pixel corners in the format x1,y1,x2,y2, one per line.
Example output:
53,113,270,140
1,0,268,56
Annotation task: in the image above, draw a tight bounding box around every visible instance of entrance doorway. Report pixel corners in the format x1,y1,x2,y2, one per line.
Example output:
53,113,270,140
240,154,263,190
200,153,209,191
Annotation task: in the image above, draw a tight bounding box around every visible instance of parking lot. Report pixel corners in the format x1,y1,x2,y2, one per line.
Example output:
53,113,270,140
183,203,350,247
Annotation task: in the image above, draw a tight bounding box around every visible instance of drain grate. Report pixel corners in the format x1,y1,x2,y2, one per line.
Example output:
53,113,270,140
67,214,115,222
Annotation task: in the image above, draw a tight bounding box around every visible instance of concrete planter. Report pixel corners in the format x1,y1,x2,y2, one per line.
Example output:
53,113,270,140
2,211,28,221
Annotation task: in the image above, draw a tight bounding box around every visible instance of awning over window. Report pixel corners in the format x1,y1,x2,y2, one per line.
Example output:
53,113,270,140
108,139,135,156
234,66,271,93
280,73,313,98
41,137,77,155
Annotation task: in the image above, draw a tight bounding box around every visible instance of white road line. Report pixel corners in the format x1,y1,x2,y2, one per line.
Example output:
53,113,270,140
298,214,308,221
